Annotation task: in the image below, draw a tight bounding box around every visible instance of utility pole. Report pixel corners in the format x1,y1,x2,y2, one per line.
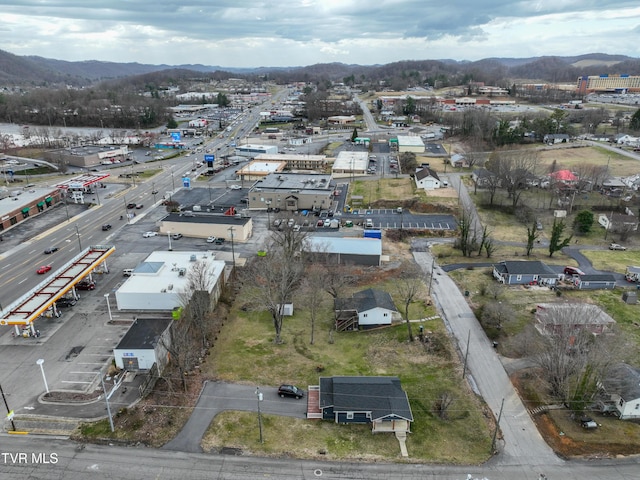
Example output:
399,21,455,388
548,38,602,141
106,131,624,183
228,226,236,274
255,387,264,444
0,382,16,431
462,330,471,378
491,398,505,453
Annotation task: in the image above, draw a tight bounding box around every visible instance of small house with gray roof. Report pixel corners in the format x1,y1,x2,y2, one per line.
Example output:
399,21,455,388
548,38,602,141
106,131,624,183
334,288,398,330
600,363,640,420
492,260,559,286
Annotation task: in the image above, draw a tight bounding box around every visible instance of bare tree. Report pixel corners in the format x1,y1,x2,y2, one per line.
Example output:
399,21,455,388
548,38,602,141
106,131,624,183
244,245,304,344
300,264,329,345
160,318,199,392
486,149,539,209
454,207,477,257
434,392,455,420
481,301,515,331
394,262,425,342
177,260,218,350
530,303,623,410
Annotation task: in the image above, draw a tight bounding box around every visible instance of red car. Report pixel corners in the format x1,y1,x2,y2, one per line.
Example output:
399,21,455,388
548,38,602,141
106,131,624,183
37,265,52,274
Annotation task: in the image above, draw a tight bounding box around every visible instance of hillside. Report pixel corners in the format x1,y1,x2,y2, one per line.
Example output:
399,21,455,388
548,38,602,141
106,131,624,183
0,49,638,87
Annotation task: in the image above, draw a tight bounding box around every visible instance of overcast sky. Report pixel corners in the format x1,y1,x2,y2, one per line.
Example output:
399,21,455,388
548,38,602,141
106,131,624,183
1,1,639,68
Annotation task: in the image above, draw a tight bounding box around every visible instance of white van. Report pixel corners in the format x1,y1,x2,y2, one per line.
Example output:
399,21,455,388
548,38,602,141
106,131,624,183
365,218,374,228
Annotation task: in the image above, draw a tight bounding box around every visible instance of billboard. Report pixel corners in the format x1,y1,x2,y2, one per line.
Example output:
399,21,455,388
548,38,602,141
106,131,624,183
171,132,182,142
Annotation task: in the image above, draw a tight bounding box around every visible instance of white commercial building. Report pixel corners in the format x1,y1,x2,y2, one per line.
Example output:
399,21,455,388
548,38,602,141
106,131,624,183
115,251,226,311
397,135,425,153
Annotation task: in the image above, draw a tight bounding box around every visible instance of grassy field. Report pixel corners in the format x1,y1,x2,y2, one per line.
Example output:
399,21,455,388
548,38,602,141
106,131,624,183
200,279,493,463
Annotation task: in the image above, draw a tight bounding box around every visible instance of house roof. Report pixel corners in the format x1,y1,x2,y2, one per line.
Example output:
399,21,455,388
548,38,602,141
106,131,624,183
304,236,382,256
115,317,172,350
602,363,640,401
577,274,616,283
549,170,577,182
334,288,398,313
493,261,558,277
415,167,440,181
536,303,616,326
319,376,414,422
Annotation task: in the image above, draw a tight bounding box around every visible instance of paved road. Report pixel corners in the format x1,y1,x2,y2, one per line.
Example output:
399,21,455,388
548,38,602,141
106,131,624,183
1,434,639,479
413,251,562,468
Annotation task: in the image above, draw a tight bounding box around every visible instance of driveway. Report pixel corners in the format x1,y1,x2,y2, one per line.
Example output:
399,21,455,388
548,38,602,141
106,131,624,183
163,381,307,453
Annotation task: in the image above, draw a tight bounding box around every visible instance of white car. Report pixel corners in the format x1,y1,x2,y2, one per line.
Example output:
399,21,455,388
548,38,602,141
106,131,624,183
206,236,216,243
142,231,158,238
229,185,242,190
609,243,627,251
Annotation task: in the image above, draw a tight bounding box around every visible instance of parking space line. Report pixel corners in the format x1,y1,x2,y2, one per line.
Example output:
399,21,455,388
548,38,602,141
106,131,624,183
60,380,93,384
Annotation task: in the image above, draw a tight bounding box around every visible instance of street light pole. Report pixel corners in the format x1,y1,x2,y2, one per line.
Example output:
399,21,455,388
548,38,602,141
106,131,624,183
168,231,173,251
0,382,16,431
255,387,264,443
104,293,113,321
75,225,82,251
36,358,49,394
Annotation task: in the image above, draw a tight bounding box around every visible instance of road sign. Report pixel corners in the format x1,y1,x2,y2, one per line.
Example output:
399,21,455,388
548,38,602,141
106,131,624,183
182,177,191,188
204,154,215,162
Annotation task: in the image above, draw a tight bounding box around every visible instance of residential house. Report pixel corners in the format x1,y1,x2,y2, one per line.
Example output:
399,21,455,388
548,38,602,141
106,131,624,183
334,288,398,330
414,166,441,190
449,154,469,168
543,133,570,144
472,168,497,187
492,261,559,286
308,376,414,456
573,274,617,290
535,303,616,337
599,363,640,420
598,213,638,233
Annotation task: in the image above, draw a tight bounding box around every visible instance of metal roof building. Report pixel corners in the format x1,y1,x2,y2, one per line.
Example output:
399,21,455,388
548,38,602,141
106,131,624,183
303,236,382,266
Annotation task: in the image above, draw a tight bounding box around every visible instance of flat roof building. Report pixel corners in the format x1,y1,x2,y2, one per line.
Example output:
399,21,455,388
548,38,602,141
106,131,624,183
397,135,425,154
159,213,253,242
235,160,287,182
248,173,335,211
254,153,329,171
115,251,226,311
332,151,368,177
235,144,278,159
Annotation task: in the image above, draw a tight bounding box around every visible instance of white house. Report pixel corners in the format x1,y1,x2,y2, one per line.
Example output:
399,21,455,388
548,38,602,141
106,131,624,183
115,251,226,311
598,213,638,232
414,166,441,190
600,363,640,420
113,317,172,372
334,288,399,330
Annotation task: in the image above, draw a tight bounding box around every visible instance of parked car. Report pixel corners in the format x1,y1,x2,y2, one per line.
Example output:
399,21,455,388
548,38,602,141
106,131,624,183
76,280,96,291
36,265,52,274
126,203,136,209
172,233,183,240
277,384,304,399
564,266,585,276
609,243,627,251
101,224,112,231
56,297,77,308
580,417,598,429
44,247,58,254
214,238,224,245
206,236,216,243
229,185,242,190
142,231,158,238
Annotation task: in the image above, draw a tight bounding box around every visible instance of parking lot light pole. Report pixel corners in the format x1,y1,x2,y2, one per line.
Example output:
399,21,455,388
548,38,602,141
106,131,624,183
36,359,49,394
104,293,113,321
266,200,272,228
255,387,264,444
